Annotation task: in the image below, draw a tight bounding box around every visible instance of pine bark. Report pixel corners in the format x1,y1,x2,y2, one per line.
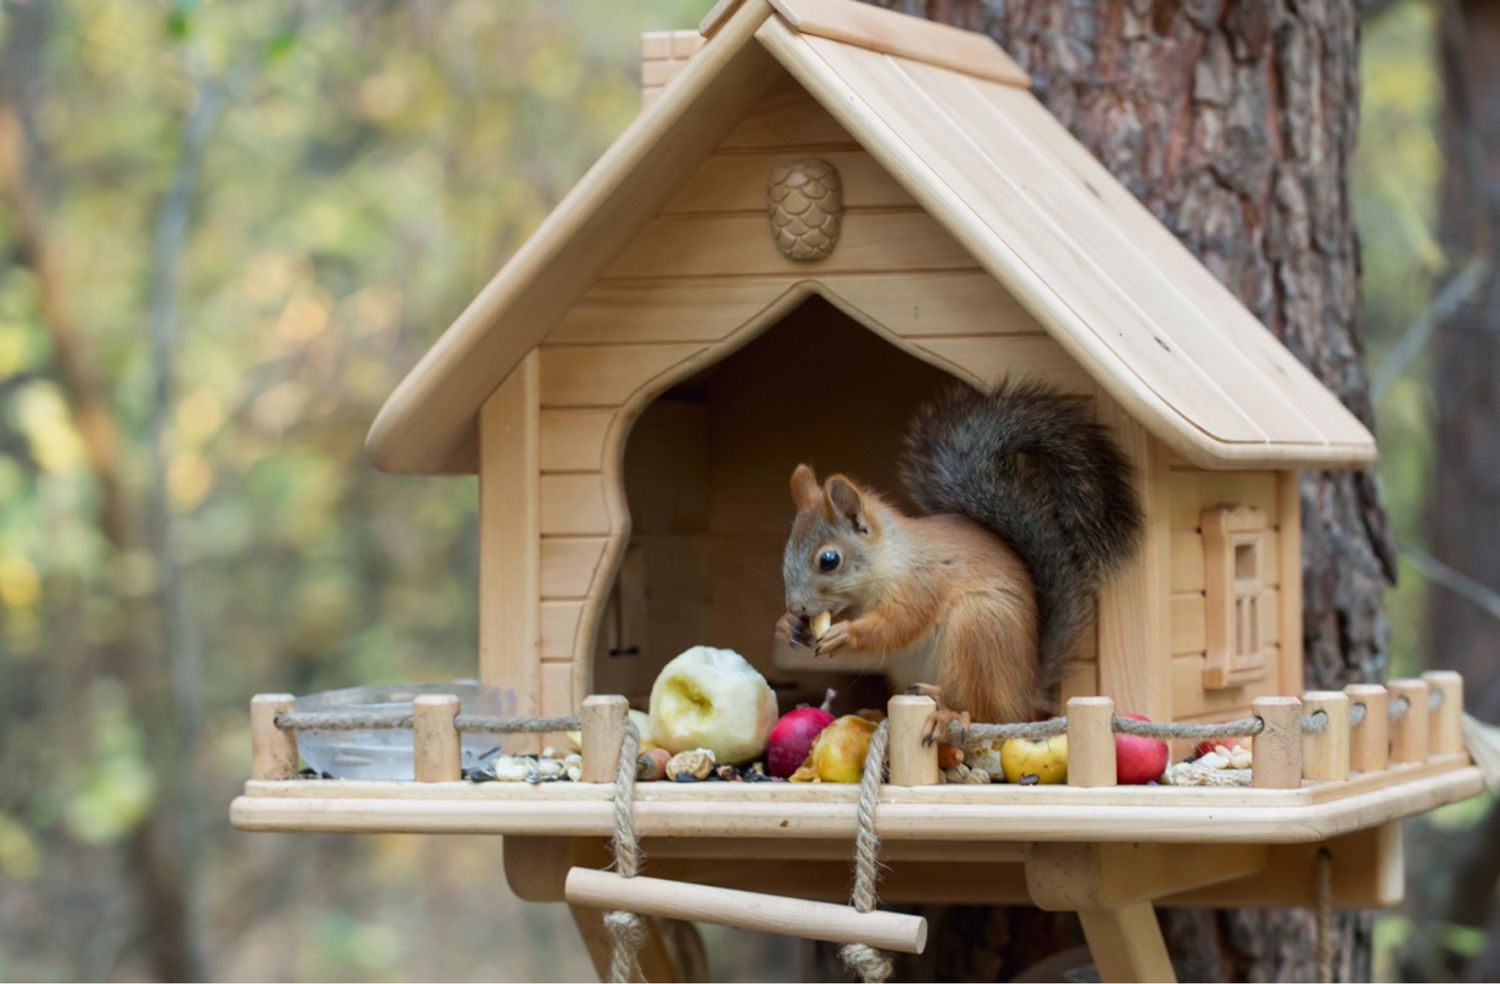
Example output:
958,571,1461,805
847,1,1391,980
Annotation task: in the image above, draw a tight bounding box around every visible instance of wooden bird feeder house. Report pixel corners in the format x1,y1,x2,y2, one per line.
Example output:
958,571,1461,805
232,2,1484,980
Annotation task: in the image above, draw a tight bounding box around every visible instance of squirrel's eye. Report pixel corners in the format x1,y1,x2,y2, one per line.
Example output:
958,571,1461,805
817,549,841,573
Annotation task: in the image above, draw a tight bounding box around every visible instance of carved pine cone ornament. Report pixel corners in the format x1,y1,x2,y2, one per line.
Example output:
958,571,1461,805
767,159,843,262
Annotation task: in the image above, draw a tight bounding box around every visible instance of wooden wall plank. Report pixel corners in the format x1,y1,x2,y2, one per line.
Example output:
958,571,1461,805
540,344,705,407
539,660,577,747
478,354,541,747
540,474,611,535
1095,399,1171,721
662,150,913,213
1168,470,1279,530
541,601,584,661
541,537,610,599
540,410,614,472
604,211,978,279
718,86,856,150
548,272,1045,347
1171,649,1285,721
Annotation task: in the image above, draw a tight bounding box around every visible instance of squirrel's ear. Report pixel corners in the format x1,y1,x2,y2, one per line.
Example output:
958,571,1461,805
790,464,822,511
824,476,871,535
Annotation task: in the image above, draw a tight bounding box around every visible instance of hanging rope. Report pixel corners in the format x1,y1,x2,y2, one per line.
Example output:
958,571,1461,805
607,721,646,983
842,718,894,984
1314,848,1334,983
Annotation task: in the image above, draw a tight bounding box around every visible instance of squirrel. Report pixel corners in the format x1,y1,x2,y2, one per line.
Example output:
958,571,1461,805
776,379,1142,738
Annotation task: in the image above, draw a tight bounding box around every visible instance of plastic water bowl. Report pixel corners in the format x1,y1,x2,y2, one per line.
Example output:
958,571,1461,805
294,682,517,780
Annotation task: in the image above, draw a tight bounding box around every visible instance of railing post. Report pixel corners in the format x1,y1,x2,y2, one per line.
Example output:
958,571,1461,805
888,695,939,786
581,694,630,783
1386,678,1430,764
1345,683,1389,773
1301,691,1350,782
1422,670,1464,756
1251,696,1302,789
413,694,462,781
250,693,299,780
1066,696,1116,787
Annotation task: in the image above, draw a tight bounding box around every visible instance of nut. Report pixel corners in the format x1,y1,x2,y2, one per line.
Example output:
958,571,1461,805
667,748,716,781
811,611,832,640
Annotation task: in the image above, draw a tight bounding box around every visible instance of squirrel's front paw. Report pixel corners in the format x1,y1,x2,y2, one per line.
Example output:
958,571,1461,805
776,612,812,649
814,620,852,658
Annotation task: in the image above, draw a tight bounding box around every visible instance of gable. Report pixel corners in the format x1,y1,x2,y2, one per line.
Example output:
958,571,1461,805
367,0,1376,475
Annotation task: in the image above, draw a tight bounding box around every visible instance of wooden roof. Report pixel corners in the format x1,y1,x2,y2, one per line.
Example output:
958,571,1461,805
367,0,1376,474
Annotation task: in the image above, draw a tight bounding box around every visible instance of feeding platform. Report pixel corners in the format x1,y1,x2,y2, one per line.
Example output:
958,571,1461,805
233,680,1482,982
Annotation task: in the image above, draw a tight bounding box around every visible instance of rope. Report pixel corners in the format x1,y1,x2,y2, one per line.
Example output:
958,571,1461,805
1314,848,1334,982
1430,688,1445,710
1389,697,1410,720
1112,715,1265,740
274,710,582,734
608,722,645,983
1349,702,1367,728
954,717,1068,743
1302,710,1328,735
841,719,893,984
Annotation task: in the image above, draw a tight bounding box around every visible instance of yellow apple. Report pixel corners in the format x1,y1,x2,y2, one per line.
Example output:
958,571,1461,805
1000,734,1068,784
810,714,878,783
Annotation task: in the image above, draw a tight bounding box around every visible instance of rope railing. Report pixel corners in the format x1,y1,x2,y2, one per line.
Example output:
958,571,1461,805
274,710,583,735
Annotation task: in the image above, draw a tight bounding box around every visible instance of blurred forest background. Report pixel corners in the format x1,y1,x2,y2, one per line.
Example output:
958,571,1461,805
0,0,1495,981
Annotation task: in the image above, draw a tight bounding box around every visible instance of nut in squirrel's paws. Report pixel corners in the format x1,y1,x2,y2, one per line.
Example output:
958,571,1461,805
776,612,812,648
813,620,851,658
810,611,832,640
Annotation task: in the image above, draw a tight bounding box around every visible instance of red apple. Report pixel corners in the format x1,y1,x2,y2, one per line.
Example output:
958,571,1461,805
767,706,836,778
1115,713,1169,784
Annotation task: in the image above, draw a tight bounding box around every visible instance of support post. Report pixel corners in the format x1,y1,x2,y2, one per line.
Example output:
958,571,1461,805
1422,670,1464,756
1301,691,1350,782
1251,696,1302,789
250,693,298,780
1345,683,1389,773
1077,903,1177,984
1067,696,1117,787
1387,678,1430,764
581,694,630,783
887,695,939,786
413,694,461,782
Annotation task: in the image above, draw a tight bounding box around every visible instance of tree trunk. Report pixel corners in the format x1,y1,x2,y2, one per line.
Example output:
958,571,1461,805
849,1,1392,980
1409,2,1500,979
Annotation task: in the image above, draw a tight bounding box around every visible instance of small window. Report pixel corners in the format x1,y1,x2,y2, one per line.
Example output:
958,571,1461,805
1201,505,1270,690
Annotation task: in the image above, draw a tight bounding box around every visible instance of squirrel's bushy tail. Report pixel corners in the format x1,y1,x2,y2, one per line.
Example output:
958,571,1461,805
901,379,1143,690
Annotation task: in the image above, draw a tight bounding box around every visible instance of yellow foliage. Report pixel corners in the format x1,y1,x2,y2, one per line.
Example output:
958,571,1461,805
0,552,40,609
12,382,85,474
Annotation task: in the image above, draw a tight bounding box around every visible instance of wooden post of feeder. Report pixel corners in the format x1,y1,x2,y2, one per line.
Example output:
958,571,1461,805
581,694,630,783
1251,696,1302,789
1386,678,1430,764
413,694,462,782
1300,691,1350,782
1422,670,1465,756
250,693,299,780
888,694,939,786
1345,683,1389,773
1066,696,1116,787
